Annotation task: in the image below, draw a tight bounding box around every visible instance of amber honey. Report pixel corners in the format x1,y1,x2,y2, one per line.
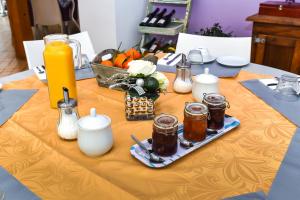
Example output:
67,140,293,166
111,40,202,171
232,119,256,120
184,103,208,142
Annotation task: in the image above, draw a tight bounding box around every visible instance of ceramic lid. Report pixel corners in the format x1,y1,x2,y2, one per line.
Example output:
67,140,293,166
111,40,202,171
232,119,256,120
193,68,218,84
78,108,111,130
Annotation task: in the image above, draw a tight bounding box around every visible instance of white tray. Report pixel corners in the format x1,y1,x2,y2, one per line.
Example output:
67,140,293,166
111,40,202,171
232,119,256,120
130,116,240,168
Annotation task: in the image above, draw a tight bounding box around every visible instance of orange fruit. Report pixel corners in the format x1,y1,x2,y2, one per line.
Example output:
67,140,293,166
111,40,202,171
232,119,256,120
114,53,127,68
125,48,142,60
100,60,114,67
122,58,133,69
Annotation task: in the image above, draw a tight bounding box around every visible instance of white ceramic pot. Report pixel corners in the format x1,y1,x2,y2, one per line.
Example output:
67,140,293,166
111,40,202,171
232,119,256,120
77,108,113,157
192,68,219,102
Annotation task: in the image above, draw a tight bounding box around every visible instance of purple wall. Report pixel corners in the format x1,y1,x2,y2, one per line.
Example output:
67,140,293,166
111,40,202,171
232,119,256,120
158,0,294,36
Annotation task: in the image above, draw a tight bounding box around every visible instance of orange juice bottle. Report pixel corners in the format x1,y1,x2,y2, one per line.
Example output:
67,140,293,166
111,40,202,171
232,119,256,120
43,34,81,108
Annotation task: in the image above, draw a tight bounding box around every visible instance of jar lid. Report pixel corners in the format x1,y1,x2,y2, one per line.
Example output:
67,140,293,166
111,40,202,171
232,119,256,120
193,68,218,84
203,93,226,106
176,54,191,68
57,87,77,108
57,98,77,109
154,114,178,129
185,102,208,115
78,108,111,130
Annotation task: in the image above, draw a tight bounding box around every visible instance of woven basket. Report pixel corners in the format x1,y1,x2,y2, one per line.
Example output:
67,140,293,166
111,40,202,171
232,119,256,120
91,49,128,89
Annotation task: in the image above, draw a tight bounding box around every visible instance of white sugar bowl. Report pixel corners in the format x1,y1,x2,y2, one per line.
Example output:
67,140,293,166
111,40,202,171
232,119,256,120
77,108,113,157
192,68,219,102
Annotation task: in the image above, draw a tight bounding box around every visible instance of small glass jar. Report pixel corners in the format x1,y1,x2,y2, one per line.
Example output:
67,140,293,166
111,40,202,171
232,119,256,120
152,114,178,156
173,54,192,93
184,102,208,142
57,88,79,140
203,93,229,131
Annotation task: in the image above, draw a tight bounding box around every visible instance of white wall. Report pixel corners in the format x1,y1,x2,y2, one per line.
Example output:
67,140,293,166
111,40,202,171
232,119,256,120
115,0,147,50
78,0,146,53
78,0,117,52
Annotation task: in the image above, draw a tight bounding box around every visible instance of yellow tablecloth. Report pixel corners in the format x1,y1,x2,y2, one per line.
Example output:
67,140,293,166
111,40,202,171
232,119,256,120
0,71,296,200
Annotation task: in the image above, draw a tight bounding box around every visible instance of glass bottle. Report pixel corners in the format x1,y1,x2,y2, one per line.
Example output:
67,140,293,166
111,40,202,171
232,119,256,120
43,34,81,108
173,54,192,93
184,102,208,142
152,114,178,156
57,87,79,140
203,93,229,131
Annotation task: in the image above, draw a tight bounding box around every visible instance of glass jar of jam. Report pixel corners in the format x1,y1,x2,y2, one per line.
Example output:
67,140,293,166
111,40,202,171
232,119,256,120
152,114,178,156
203,93,229,131
184,102,208,142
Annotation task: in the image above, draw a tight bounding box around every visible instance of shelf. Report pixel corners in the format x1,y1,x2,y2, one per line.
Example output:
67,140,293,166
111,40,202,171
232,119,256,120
138,22,184,36
149,0,188,5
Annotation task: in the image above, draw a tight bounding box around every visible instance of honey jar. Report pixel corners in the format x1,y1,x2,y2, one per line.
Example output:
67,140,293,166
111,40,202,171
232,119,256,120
203,93,229,131
184,102,208,142
152,114,178,156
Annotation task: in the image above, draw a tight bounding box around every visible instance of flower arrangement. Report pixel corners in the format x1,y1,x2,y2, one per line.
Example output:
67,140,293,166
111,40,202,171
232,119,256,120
111,60,169,101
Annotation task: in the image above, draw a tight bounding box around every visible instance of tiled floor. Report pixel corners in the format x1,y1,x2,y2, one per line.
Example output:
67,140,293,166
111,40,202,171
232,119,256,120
0,16,27,78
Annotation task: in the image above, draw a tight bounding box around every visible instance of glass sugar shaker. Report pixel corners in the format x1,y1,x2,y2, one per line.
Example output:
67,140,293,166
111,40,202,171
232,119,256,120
57,87,79,140
173,54,192,94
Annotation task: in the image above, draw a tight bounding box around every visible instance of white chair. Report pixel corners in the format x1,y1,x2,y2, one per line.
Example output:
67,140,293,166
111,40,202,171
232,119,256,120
23,40,45,69
176,33,252,62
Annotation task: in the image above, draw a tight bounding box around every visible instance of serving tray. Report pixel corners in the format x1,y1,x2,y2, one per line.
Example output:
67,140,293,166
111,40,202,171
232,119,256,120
130,116,240,168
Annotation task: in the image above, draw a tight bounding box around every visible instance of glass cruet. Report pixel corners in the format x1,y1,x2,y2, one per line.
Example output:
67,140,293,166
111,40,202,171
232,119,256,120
57,87,79,140
173,54,193,93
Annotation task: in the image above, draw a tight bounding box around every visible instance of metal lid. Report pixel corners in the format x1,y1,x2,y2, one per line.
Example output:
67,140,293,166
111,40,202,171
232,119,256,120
185,102,208,116
57,98,77,109
176,54,191,69
57,87,77,108
203,93,226,106
154,114,178,129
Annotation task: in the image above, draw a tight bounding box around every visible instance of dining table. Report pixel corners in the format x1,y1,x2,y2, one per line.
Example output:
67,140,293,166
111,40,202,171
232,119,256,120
0,62,298,199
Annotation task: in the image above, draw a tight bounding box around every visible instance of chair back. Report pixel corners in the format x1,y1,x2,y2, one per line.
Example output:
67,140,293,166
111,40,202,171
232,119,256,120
23,40,45,69
31,0,63,27
176,33,252,61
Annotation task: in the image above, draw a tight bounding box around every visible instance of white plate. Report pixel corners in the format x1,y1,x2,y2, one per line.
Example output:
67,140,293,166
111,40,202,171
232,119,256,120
217,56,249,67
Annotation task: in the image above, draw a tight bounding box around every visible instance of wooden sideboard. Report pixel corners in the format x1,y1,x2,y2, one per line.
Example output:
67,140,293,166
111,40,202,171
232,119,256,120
247,14,300,74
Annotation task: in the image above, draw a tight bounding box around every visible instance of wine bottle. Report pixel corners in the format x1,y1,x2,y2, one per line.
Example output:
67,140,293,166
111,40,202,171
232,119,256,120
148,8,167,27
142,37,157,50
149,39,161,53
139,8,160,26
157,9,176,27
141,37,157,54
160,40,173,52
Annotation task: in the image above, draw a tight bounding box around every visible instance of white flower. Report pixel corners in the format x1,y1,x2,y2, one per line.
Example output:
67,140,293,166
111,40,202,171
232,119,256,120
127,60,156,76
151,72,169,91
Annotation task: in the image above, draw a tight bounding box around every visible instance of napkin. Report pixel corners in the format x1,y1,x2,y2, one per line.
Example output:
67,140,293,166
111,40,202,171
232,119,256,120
157,61,242,78
267,128,300,200
157,53,182,67
0,167,40,200
223,191,266,200
0,89,37,126
241,79,300,127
